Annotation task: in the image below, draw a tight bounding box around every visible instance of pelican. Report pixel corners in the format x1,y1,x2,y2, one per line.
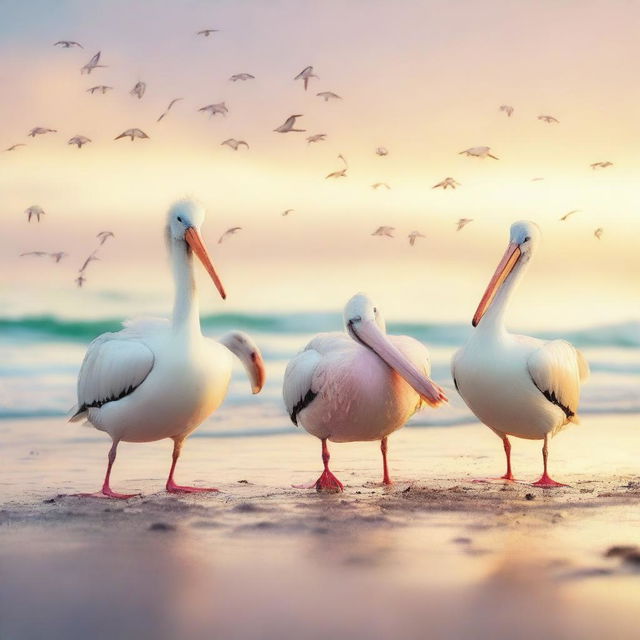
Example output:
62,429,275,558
69,200,266,498
283,294,447,491
452,221,589,487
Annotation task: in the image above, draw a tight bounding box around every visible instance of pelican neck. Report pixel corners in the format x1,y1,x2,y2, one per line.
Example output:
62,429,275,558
170,237,201,335
475,252,531,338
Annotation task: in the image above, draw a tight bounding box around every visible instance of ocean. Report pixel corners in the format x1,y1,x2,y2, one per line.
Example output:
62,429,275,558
1,311,638,436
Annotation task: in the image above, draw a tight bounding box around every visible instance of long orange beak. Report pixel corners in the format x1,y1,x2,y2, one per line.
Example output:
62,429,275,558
185,227,226,300
472,242,521,327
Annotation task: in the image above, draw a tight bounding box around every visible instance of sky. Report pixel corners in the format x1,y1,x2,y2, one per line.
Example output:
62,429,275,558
0,0,638,329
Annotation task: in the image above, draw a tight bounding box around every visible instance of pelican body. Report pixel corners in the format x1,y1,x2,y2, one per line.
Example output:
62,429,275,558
70,200,266,498
283,294,447,491
452,221,589,487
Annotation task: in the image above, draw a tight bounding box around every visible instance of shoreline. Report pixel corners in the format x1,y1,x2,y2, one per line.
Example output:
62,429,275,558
2,414,639,639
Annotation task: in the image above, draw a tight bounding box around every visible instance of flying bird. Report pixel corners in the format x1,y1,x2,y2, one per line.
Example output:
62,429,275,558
5,144,26,151
371,182,390,190
28,127,57,137
20,251,48,258
559,210,580,221
68,135,91,148
294,65,317,91
75,274,86,288
371,226,394,238
452,221,589,487
456,218,473,231
531,177,545,182
218,227,242,244
316,91,342,102
68,200,265,498
375,147,388,156
408,231,425,246
326,154,348,179
50,252,68,263
97,231,115,245
274,114,305,133
538,115,559,123
198,102,228,118
594,227,604,240
221,138,249,151
433,177,460,190
306,134,326,144
114,128,149,141
499,105,514,117
130,81,146,99
54,40,83,48
25,206,45,222
81,51,106,74
229,73,254,82
282,209,295,216
590,161,613,169
79,252,100,273
196,29,219,37
87,85,113,94
157,98,183,122
283,294,446,491
459,146,499,159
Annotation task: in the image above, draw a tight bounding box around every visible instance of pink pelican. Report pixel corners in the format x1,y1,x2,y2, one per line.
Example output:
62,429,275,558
283,293,447,492
69,200,266,498
452,221,589,487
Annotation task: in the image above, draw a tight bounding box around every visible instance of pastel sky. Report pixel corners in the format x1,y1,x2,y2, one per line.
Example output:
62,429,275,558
0,0,638,329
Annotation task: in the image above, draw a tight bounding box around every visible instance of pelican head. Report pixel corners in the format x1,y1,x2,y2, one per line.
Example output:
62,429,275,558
344,292,386,335
344,293,446,406
219,331,266,394
472,220,540,327
167,199,226,299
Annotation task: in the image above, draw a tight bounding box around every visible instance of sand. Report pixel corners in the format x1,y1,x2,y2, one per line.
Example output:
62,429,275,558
1,413,639,640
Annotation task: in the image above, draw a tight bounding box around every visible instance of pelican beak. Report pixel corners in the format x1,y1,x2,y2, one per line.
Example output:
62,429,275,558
248,350,266,394
350,319,447,406
185,227,226,300
472,242,521,327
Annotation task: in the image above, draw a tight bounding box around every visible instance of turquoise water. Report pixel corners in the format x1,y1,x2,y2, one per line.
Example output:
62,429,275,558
0,313,638,432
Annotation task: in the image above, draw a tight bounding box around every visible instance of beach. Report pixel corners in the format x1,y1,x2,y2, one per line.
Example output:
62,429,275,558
2,413,639,640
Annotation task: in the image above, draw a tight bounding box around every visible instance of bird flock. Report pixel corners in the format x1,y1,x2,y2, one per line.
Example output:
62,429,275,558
12,29,613,285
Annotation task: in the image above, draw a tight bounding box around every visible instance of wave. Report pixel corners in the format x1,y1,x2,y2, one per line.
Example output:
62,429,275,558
0,313,638,348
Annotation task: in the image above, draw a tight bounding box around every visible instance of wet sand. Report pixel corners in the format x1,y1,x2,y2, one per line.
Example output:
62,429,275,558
1,414,639,639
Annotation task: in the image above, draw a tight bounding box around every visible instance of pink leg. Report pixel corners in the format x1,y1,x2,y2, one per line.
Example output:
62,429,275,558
381,437,392,485
531,435,567,488
473,435,516,483
74,440,139,499
501,436,515,481
166,439,220,493
293,438,343,492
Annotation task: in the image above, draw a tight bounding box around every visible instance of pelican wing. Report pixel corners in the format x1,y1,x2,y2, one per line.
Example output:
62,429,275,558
283,349,322,426
69,319,167,421
527,340,589,423
283,332,351,425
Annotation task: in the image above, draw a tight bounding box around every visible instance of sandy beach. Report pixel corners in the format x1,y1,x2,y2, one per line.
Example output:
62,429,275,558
2,413,639,640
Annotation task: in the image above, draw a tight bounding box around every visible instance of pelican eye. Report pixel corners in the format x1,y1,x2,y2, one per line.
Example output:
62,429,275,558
373,307,378,313
177,216,183,223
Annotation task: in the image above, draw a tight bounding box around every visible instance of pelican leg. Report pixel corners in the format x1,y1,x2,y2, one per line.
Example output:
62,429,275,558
74,440,140,499
501,436,515,481
294,438,344,492
381,437,392,485
472,434,517,483
531,435,567,488
166,438,220,493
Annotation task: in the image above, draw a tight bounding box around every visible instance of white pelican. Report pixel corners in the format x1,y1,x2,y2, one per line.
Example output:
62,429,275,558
283,294,447,492
452,221,589,487
69,200,266,498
